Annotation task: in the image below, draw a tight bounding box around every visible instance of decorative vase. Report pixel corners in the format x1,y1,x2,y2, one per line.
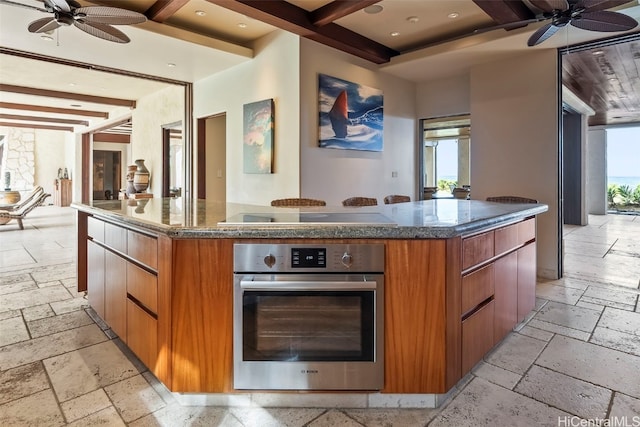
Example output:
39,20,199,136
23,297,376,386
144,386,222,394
3,171,10,190
133,159,150,193
126,164,137,196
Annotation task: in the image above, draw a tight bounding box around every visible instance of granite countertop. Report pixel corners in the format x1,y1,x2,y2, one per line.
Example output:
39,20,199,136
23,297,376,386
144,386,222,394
71,198,548,239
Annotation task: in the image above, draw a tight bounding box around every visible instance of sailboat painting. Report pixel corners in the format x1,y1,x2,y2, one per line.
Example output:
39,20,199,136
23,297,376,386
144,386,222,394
318,74,383,152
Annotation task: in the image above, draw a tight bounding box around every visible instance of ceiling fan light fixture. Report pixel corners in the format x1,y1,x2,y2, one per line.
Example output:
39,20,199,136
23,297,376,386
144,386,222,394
390,31,400,37
238,22,247,28
40,34,54,41
194,10,206,17
407,16,419,24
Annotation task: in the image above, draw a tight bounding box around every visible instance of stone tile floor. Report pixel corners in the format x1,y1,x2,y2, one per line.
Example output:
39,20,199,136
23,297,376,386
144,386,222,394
1,206,639,426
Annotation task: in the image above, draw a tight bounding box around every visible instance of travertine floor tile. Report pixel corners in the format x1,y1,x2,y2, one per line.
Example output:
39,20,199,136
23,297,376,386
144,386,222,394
50,296,89,315
430,377,569,427
516,326,554,342
60,389,112,422
0,361,49,405
345,408,437,427
515,365,611,419
21,303,55,321
536,282,584,305
0,272,32,286
308,409,363,427
230,407,326,427
0,284,72,311
44,340,138,402
104,374,166,422
27,309,94,338
0,323,107,371
130,404,242,427
583,286,639,306
484,332,547,375
609,393,640,421
30,263,77,283
66,406,126,427
537,335,640,399
0,309,20,321
598,307,640,336
590,327,640,357
534,301,600,332
0,249,35,269
0,388,65,427
0,280,37,296
472,361,522,389
563,239,611,257
0,316,29,347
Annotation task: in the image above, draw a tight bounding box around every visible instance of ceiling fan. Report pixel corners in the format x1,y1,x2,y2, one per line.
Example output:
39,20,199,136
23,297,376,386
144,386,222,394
525,0,638,46
0,0,147,43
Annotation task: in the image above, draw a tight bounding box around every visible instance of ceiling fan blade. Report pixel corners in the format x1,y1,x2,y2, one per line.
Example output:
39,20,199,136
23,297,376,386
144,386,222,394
27,17,61,33
528,0,569,13
73,21,130,43
75,6,147,25
572,10,638,31
527,22,561,45
44,0,70,12
577,0,635,13
0,0,48,13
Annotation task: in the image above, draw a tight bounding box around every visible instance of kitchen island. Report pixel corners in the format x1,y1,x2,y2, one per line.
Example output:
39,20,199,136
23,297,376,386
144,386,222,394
73,198,547,405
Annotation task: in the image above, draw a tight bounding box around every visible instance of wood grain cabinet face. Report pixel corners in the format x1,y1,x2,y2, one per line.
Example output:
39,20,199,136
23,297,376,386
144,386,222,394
104,222,127,253
127,263,158,314
462,231,494,270
461,300,495,374
127,231,158,270
518,218,536,245
87,240,105,319
494,223,519,257
493,252,518,344
517,243,536,322
87,217,104,243
105,251,127,340
461,263,494,315
127,300,158,371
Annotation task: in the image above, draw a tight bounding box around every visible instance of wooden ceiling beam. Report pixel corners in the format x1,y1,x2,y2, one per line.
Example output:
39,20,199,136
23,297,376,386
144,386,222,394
93,133,131,143
207,0,399,64
311,1,381,26
472,0,535,24
0,113,89,126
0,84,136,108
0,102,109,118
0,122,74,132
146,0,190,22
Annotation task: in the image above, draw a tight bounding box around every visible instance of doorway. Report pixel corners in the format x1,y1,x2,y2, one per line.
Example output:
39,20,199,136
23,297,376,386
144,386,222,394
197,114,226,201
92,150,121,200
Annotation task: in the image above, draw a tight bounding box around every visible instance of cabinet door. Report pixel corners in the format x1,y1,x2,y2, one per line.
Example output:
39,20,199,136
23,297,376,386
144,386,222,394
461,300,495,374
127,300,158,371
517,243,537,322
105,251,127,340
87,240,105,319
494,252,518,344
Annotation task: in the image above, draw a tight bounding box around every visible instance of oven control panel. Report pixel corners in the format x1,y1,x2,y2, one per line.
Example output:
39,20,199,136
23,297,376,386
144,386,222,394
233,243,384,273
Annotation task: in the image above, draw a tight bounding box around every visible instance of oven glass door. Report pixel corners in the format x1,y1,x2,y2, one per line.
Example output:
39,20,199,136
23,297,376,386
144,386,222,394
241,288,375,362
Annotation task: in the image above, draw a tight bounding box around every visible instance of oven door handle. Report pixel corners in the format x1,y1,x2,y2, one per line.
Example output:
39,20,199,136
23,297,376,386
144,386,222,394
240,280,377,290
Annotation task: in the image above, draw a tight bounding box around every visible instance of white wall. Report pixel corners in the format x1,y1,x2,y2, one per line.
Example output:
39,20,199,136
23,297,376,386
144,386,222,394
416,74,470,119
586,129,607,215
132,84,184,197
299,39,417,206
193,30,300,205
34,129,73,197
205,115,226,202
470,50,560,279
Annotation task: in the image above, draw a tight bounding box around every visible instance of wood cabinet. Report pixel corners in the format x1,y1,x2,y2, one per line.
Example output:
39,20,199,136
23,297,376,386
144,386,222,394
76,211,538,395
54,179,72,207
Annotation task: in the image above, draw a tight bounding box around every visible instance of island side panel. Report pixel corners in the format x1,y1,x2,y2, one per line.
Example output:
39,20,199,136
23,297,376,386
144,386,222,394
171,238,234,392
155,234,173,388
76,211,88,292
383,239,449,393
445,237,462,389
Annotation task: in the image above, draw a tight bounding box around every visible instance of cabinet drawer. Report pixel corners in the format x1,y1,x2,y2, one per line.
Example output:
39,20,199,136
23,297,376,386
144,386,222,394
461,263,494,315
127,300,158,371
495,223,519,256
87,216,104,242
462,231,494,270
127,230,157,270
518,218,535,244
462,300,495,374
104,222,127,253
127,263,157,314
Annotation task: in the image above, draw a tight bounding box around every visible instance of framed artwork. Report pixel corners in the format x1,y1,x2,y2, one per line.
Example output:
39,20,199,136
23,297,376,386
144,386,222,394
243,98,274,173
318,74,383,152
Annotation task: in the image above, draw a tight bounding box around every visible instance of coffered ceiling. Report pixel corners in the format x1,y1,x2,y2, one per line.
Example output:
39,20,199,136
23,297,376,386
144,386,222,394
0,0,639,134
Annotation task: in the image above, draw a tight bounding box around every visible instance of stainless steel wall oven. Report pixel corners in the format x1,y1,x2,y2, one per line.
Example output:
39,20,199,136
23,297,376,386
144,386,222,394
233,243,384,390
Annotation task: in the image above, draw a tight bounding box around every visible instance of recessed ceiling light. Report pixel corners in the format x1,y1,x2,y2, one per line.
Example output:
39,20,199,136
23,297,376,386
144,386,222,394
68,83,76,87
364,5,383,14
195,10,206,16
70,104,82,108
167,63,176,67
407,16,419,24
238,22,247,28
390,31,400,37
592,50,604,55
448,12,460,19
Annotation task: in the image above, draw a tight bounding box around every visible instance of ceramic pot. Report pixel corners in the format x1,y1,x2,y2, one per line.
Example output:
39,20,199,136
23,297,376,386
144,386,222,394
133,159,150,193
4,171,11,190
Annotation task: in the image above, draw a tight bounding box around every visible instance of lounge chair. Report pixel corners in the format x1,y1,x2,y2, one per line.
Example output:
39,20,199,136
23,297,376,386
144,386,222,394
0,191,51,230
1,186,44,211
342,197,378,207
271,198,326,207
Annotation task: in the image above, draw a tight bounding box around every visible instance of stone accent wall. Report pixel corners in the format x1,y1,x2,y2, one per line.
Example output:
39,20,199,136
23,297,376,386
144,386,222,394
1,128,35,190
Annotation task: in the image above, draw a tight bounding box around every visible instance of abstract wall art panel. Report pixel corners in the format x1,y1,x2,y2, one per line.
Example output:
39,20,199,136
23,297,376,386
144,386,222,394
243,98,274,173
